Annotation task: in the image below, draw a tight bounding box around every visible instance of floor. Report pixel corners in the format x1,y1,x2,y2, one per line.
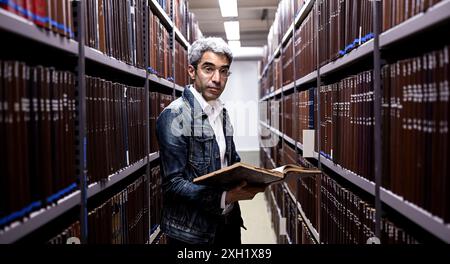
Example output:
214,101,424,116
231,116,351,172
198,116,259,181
238,151,277,244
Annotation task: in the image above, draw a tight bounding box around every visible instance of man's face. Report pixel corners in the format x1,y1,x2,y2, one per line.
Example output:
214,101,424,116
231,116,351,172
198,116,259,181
188,51,231,101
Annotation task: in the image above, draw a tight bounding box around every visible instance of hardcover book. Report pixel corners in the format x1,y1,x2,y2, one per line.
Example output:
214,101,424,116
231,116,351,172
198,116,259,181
193,162,321,189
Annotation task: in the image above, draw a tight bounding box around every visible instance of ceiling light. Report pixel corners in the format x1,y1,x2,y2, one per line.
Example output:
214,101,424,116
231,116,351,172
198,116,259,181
219,0,238,17
224,21,240,41
228,40,241,49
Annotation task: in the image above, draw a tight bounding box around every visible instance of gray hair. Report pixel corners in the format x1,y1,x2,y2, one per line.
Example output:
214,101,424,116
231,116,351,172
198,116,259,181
188,37,233,67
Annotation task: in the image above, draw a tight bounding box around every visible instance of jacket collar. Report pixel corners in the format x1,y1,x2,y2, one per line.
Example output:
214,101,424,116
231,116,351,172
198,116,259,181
183,86,206,120
183,85,233,138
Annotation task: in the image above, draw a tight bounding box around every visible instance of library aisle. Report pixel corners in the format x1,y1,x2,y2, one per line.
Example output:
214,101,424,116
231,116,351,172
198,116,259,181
238,151,277,244
1,0,450,246
241,193,277,244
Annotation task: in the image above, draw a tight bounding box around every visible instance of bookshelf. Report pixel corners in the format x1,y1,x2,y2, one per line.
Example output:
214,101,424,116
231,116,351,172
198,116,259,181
283,182,320,243
0,0,198,243
261,0,450,101
259,0,450,243
261,119,450,243
0,8,78,55
85,47,147,79
149,0,173,29
174,26,189,49
261,139,320,243
0,155,159,244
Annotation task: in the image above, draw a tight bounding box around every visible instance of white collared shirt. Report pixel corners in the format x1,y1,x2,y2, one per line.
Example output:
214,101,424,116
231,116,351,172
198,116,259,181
189,85,227,168
189,85,233,214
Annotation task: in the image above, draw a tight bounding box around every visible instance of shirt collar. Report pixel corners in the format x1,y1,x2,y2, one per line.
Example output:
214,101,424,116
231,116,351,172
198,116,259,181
189,85,224,117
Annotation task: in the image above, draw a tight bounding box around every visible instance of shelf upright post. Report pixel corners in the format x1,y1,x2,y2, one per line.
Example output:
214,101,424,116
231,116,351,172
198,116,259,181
171,0,176,98
143,0,152,242
372,0,382,241
314,0,322,240
73,0,88,244
315,0,321,171
291,0,299,244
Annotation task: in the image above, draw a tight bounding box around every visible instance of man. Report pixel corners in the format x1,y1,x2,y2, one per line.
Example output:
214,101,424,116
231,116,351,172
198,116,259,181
156,37,264,245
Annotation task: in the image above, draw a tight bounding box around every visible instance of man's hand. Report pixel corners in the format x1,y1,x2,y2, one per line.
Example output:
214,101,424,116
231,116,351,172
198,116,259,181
225,181,267,204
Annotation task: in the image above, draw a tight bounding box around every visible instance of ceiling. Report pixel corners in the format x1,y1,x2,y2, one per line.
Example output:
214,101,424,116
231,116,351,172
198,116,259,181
188,0,279,47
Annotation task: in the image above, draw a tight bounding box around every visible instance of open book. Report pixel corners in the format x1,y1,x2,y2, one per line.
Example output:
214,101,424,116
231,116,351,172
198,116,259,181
193,162,321,189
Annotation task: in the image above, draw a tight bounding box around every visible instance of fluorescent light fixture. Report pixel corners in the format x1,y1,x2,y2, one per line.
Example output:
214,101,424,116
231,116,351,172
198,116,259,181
219,0,238,17
231,47,264,59
224,21,240,40
228,40,241,49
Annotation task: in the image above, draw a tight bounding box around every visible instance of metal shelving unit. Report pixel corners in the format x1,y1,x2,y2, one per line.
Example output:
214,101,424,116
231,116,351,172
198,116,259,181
294,0,315,28
380,0,450,47
149,0,173,29
85,47,147,79
148,73,175,89
0,0,185,243
0,153,159,244
86,153,159,199
261,136,320,243
259,0,315,80
0,8,78,54
261,120,450,243
260,0,450,103
283,182,320,243
174,26,190,49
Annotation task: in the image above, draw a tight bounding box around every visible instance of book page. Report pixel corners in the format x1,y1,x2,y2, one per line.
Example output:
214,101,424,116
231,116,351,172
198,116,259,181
271,165,287,173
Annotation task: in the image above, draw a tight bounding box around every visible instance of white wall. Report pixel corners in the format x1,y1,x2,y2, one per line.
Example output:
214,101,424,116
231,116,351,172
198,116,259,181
220,60,260,152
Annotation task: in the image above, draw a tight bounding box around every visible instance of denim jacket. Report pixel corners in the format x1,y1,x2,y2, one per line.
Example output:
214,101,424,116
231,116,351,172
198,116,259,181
156,87,243,244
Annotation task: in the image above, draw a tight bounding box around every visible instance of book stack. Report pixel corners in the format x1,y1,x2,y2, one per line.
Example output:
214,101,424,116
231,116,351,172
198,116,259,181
173,0,187,39
294,7,317,80
149,165,162,233
382,45,449,223
149,91,173,153
48,173,150,244
175,41,188,87
0,61,76,227
86,76,147,183
282,39,294,86
148,6,172,79
319,174,419,244
296,88,315,143
84,0,146,68
0,0,74,38
318,70,375,181
156,0,171,17
187,11,203,44
382,0,443,31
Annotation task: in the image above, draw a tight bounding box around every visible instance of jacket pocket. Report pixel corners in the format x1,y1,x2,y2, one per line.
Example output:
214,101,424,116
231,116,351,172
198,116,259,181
189,160,210,178
189,135,213,164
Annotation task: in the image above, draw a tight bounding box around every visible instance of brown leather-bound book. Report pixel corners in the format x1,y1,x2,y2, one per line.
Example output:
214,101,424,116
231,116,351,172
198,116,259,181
85,76,91,183
103,0,110,55
438,46,449,222
381,64,391,189
65,0,72,38
70,72,76,183
56,0,66,36
0,61,5,218
193,162,320,190
91,77,98,182
97,0,106,53
50,69,62,191
11,62,30,212
40,67,54,199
